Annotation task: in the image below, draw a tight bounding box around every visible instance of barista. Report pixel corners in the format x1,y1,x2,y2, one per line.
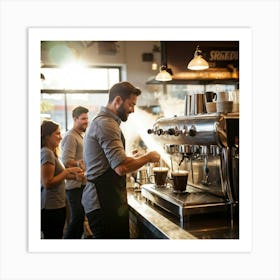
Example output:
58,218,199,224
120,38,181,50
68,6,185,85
82,81,160,239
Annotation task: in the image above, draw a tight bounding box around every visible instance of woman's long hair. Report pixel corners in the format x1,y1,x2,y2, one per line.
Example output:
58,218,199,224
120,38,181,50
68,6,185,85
41,120,60,157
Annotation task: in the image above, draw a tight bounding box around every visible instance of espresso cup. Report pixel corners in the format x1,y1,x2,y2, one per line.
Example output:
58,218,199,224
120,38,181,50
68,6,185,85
204,91,216,102
171,170,189,193
151,167,168,187
216,101,233,113
206,102,216,113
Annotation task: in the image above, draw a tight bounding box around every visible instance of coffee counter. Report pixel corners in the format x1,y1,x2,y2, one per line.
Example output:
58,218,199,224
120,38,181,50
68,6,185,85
128,187,196,239
127,187,239,239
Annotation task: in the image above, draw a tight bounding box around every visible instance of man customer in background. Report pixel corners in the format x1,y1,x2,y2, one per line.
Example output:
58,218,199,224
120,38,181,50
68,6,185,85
82,81,160,239
61,106,89,239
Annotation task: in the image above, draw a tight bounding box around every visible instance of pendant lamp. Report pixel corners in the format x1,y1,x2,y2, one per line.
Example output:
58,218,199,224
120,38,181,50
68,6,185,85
155,41,173,81
187,45,209,70
155,65,172,81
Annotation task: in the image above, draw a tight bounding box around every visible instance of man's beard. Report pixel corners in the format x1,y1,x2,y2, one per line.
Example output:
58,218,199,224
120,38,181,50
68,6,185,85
117,103,128,122
78,123,87,132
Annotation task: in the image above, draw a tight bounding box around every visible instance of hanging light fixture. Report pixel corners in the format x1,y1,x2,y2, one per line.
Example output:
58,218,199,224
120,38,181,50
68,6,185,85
155,41,172,81
187,45,209,70
155,65,172,81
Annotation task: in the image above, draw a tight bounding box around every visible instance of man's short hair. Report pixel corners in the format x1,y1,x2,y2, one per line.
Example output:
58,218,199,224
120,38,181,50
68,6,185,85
72,106,89,118
108,81,141,103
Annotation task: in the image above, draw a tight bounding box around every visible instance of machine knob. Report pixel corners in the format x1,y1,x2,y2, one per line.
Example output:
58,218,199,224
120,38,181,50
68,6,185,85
189,125,196,137
156,129,163,136
167,128,176,135
181,129,187,135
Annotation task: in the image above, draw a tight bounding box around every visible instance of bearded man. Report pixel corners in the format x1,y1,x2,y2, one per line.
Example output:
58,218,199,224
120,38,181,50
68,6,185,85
82,82,160,239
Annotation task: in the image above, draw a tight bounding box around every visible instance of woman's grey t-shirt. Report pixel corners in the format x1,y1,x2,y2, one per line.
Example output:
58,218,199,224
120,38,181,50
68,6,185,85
41,147,66,209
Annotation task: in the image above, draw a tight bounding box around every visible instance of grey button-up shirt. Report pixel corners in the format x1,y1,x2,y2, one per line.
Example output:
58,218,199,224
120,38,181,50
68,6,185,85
82,106,127,213
61,128,85,190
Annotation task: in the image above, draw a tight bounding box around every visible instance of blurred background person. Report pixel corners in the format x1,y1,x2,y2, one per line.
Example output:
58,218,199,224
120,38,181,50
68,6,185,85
41,120,83,239
61,106,89,239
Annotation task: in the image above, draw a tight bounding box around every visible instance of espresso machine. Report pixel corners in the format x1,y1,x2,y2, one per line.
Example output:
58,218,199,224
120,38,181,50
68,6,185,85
142,113,239,233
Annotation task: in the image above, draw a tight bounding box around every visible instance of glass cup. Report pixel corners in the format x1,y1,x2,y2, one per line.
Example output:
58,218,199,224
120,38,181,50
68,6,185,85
171,170,189,193
150,167,169,187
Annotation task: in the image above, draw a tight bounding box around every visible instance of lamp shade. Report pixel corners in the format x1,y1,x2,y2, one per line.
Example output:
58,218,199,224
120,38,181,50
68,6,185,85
187,45,209,70
155,67,172,81
187,56,209,70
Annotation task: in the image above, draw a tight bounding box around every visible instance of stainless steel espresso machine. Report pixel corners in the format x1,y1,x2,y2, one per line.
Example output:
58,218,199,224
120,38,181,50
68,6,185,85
142,113,239,237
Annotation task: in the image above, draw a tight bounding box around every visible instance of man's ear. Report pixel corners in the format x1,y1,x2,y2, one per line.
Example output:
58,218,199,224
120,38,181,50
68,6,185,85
115,96,123,106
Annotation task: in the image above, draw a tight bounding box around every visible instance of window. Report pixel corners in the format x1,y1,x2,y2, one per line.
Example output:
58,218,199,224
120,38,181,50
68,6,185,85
40,66,121,134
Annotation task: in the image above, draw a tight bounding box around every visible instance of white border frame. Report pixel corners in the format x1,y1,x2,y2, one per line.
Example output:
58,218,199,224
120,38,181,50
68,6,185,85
28,27,252,253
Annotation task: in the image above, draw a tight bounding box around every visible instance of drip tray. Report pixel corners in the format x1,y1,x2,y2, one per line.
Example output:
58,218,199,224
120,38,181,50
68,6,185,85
141,184,227,226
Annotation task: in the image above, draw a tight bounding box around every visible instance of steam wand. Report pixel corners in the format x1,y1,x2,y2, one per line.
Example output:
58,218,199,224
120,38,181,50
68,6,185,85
170,156,174,172
178,155,185,167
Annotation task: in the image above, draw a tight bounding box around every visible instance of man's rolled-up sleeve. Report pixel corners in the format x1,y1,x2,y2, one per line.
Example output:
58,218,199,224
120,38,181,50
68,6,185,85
96,119,127,170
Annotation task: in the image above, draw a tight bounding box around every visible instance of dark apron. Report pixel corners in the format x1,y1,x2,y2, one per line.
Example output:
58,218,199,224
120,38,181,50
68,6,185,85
92,168,129,239
90,122,129,238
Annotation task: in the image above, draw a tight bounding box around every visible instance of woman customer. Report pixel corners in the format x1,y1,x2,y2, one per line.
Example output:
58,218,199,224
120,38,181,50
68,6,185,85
41,120,83,239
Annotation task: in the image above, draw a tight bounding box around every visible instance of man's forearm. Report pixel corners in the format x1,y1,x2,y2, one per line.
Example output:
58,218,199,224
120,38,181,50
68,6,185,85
114,154,150,176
